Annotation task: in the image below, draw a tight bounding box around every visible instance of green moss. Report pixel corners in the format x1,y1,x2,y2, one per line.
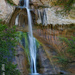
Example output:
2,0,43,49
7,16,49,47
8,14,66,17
6,0,16,6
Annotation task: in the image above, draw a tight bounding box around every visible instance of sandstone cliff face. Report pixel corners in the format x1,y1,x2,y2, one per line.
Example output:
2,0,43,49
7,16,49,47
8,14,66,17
0,0,75,25
0,0,19,23
12,0,19,5
0,0,15,23
32,0,50,6
32,0,75,25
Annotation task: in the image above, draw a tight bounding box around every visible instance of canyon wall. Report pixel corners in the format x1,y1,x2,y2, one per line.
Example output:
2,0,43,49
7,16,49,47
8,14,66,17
0,0,15,23
0,0,75,25
0,0,19,23
32,0,75,25
12,0,19,5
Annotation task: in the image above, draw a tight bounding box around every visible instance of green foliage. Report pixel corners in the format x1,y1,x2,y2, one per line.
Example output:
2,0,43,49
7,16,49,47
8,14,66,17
16,31,30,61
56,56,68,66
59,36,75,57
54,0,75,12
0,22,20,75
71,26,75,29
36,40,40,48
56,36,75,66
0,19,2,22
6,0,15,6
5,63,20,75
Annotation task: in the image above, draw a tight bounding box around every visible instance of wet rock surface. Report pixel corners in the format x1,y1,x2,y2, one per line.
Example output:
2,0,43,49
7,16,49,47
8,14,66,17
37,46,56,74
13,45,29,75
33,25,75,74
32,0,75,25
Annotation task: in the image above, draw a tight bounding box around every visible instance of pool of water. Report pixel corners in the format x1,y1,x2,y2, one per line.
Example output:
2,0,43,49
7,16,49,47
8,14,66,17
29,73,40,75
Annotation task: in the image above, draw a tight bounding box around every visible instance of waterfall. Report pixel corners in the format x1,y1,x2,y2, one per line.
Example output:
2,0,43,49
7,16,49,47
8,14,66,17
37,9,48,26
15,15,19,26
23,0,37,73
24,0,26,7
37,10,42,24
42,9,48,26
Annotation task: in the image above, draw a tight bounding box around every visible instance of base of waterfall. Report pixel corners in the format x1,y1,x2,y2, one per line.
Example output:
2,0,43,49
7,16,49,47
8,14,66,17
29,73,40,75
16,5,28,9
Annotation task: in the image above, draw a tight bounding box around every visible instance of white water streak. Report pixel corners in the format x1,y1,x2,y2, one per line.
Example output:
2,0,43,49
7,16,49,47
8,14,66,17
24,0,37,73
15,15,19,25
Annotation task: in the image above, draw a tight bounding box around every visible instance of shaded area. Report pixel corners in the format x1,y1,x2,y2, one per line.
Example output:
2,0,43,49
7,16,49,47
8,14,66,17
33,25,75,74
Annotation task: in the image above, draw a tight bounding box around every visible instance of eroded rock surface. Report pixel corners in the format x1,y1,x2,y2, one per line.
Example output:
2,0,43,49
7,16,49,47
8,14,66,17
0,0,15,23
12,0,19,5
13,45,29,75
32,0,75,25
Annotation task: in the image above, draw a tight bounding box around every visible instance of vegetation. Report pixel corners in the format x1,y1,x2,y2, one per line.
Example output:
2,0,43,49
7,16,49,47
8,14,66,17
60,36,75,57
16,31,40,72
0,20,20,75
53,0,75,12
56,36,75,66
16,32,31,72
16,32,30,58
55,55,68,66
6,0,16,6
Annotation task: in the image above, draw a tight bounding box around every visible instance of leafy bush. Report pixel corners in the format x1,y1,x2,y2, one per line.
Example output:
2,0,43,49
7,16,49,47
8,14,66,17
0,20,20,75
53,0,75,12
55,36,75,66
59,36,75,57
56,56,68,66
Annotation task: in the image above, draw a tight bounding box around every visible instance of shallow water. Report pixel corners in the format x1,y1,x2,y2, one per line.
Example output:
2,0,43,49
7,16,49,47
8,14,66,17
29,73,40,75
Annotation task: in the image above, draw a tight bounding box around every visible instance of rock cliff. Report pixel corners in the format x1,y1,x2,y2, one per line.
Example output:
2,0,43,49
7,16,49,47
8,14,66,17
12,0,19,5
0,0,15,23
32,0,75,25
0,0,75,25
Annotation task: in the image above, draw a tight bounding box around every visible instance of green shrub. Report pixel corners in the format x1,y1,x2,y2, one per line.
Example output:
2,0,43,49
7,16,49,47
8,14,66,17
56,56,68,66
54,0,75,12
0,21,20,75
55,36,75,66
59,36,75,57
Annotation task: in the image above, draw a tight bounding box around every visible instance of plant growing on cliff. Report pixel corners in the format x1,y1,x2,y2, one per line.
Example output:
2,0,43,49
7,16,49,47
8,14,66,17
6,0,15,6
56,36,75,66
60,36,75,57
0,20,20,75
53,0,75,12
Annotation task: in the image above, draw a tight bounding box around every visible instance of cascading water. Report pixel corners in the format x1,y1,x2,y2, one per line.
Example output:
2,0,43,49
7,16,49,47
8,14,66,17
42,9,48,26
37,9,48,26
15,15,19,26
23,0,37,74
37,10,42,24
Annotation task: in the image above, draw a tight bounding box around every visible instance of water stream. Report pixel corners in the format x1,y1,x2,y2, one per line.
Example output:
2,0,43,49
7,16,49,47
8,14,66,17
15,15,19,26
22,0,37,74
37,9,48,26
